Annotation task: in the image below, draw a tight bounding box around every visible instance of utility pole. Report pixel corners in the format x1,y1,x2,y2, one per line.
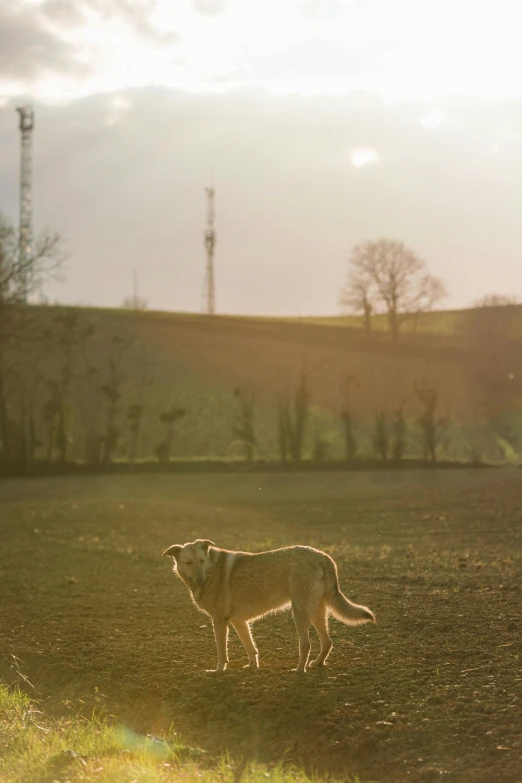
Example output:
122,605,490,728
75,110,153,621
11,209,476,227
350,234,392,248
203,185,216,315
16,105,34,303
133,267,139,310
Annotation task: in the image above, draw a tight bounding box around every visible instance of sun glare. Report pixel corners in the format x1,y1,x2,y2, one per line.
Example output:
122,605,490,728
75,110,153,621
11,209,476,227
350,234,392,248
350,148,379,168
420,109,445,129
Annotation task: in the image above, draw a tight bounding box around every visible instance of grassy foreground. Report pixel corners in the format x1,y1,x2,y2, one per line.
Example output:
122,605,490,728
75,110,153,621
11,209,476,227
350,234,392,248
0,685,353,783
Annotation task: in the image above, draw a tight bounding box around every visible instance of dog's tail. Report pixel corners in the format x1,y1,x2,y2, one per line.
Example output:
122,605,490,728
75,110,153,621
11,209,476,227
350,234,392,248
327,591,376,626
322,554,376,626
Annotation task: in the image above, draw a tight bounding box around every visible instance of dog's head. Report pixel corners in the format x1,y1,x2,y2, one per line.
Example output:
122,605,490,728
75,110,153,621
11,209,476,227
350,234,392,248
162,539,215,591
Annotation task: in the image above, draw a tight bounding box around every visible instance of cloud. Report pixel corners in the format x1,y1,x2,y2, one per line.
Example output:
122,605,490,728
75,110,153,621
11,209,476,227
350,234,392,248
0,0,182,99
40,0,180,47
297,0,355,19
191,0,226,16
420,108,444,129
104,94,133,126
2,0,522,106
0,1,89,80
244,37,391,81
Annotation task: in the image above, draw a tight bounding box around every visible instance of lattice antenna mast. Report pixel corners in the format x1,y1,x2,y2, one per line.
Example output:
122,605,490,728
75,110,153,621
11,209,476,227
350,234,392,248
204,185,216,315
16,105,34,303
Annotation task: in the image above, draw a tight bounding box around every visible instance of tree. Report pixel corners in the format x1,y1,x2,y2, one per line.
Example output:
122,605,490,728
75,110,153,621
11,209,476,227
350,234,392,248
43,311,85,466
100,343,125,470
312,424,330,463
340,277,373,333
0,212,66,471
372,409,389,461
232,387,256,461
276,373,310,464
0,213,65,308
340,373,358,461
391,397,407,461
414,381,450,462
277,400,290,463
127,361,154,469
474,294,519,307
156,406,187,463
341,239,447,341
122,295,148,311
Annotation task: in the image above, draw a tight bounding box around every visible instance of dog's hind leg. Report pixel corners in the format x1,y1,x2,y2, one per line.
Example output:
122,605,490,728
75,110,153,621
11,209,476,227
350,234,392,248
309,605,333,668
232,620,259,669
211,618,229,672
291,605,311,673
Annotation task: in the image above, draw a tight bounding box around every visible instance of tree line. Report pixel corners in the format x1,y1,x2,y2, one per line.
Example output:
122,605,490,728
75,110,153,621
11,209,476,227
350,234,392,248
0,212,520,473
232,373,453,467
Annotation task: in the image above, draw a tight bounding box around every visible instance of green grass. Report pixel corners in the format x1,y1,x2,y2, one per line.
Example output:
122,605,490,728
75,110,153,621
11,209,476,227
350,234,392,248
0,685,359,783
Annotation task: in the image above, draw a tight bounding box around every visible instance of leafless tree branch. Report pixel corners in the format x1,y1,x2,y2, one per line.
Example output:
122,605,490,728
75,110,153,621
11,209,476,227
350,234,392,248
340,238,447,341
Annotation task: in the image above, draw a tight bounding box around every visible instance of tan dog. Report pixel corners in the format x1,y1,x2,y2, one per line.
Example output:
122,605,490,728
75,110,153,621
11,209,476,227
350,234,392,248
163,539,375,672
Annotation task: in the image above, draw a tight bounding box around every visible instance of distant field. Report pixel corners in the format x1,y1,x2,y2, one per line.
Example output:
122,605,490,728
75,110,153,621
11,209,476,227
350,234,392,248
130,304,519,341
291,309,468,337
91,305,484,339
1,470,521,783
4,302,520,468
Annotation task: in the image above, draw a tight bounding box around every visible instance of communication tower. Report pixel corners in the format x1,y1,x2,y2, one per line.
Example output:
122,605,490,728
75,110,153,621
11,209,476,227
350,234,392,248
16,105,34,302
203,185,216,315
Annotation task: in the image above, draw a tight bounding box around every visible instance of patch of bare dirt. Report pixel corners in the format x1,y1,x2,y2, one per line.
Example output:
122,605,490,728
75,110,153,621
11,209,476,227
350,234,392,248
1,470,521,782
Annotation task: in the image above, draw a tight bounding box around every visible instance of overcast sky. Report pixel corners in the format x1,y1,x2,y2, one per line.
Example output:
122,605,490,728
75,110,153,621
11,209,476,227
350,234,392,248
1,0,521,315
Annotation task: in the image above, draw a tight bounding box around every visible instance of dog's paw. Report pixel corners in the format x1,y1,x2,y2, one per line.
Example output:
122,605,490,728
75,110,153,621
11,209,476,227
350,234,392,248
308,659,326,669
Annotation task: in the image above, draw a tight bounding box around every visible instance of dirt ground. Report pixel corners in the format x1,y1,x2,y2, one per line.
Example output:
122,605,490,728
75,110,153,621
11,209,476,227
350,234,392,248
1,470,521,783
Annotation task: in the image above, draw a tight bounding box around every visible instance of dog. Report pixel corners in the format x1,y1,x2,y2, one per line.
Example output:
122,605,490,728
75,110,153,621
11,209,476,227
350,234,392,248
163,539,375,672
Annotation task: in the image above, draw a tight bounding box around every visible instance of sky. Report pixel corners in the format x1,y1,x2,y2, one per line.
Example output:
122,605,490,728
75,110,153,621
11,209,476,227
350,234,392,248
0,0,521,315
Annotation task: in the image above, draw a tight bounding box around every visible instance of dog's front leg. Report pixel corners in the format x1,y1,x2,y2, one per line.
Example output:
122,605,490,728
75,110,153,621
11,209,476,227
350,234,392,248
211,618,229,672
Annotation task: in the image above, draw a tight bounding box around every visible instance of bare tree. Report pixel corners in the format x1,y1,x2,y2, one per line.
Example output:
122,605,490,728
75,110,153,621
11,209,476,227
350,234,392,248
391,397,407,461
341,239,447,341
340,277,373,333
277,400,290,463
100,340,126,470
127,359,154,469
122,295,148,311
339,373,358,461
372,409,389,461
276,373,310,464
232,387,257,461
0,212,66,471
474,294,519,307
43,311,85,466
414,381,450,462
156,406,188,463
0,213,65,307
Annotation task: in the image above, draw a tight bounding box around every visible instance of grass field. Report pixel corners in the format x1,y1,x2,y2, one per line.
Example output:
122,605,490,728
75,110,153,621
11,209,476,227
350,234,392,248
0,686,327,783
1,470,521,783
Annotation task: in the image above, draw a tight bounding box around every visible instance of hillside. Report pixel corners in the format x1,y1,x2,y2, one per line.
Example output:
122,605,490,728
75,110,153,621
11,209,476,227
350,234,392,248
1,304,522,469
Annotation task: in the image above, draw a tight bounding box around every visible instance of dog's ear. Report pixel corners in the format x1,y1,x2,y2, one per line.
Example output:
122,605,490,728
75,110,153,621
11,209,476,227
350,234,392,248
162,544,182,560
194,539,215,553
